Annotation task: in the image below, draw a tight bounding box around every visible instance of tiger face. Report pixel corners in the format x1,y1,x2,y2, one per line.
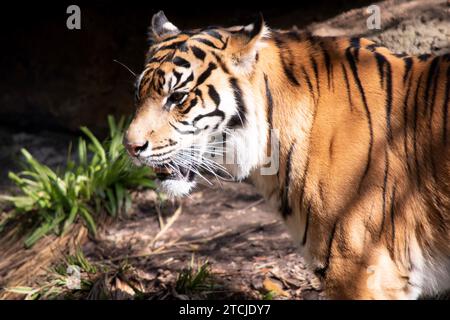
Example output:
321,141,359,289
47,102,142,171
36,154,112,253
125,11,270,197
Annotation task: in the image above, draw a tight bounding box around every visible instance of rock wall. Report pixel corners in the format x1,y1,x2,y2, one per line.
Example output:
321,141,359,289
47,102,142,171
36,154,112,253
308,0,450,55
0,0,447,134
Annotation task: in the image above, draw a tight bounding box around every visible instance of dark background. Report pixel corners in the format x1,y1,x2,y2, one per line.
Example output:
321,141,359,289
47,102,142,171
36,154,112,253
0,0,374,135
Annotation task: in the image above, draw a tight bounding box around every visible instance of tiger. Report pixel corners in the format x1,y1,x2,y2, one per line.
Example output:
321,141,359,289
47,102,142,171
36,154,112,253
124,11,450,299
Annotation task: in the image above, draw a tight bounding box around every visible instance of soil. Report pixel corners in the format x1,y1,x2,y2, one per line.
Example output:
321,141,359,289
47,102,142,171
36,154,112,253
85,182,323,300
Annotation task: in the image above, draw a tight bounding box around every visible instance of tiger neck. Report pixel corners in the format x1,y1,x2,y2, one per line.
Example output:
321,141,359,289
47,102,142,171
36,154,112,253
245,36,316,208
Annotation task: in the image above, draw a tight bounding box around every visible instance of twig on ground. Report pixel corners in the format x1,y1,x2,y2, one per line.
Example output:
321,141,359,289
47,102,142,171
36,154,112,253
148,204,183,249
107,220,279,263
238,198,265,212
155,194,165,230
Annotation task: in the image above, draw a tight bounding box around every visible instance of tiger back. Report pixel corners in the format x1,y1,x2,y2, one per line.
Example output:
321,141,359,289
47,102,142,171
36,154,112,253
125,11,450,299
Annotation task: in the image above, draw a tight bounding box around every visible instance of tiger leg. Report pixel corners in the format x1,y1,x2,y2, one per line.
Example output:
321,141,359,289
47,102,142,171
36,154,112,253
322,246,421,299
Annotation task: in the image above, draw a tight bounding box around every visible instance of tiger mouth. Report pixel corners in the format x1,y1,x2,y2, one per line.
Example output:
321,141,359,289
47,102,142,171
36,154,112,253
151,161,194,181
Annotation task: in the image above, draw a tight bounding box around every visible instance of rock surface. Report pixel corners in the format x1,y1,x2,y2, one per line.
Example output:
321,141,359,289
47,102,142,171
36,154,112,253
9,0,447,133
308,0,450,55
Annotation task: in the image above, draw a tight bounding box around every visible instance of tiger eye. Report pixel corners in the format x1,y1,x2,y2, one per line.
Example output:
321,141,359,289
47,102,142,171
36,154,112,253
168,92,187,105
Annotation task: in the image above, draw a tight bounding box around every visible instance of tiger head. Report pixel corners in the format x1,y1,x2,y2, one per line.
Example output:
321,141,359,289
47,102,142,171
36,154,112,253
125,11,271,197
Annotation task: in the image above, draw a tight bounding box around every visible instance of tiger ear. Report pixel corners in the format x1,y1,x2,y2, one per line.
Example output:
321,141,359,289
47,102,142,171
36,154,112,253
227,14,270,74
149,11,180,43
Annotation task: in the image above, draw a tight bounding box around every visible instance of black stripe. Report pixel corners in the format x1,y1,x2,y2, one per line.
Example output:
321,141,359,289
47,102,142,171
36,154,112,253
374,52,385,87
443,66,450,145
145,150,174,158
319,42,332,90
139,72,152,91
156,69,166,94
424,56,440,116
195,62,217,88
350,38,361,61
158,40,186,52
403,57,413,84
274,35,300,86
170,122,199,135
192,108,226,126
403,75,413,173
301,204,311,246
147,55,166,65
151,140,178,151
172,56,190,68
207,85,221,107
426,57,441,180
191,46,206,61
341,63,353,111
178,42,189,53
227,78,247,128
413,73,423,187
425,57,439,127
175,72,194,90
173,71,183,88
389,184,397,259
264,73,274,163
346,47,374,193
380,148,390,237
418,54,431,62
194,88,204,105
314,221,338,279
285,30,302,41
211,51,230,74
385,58,394,143
193,37,221,49
298,153,311,219
311,56,320,97
167,77,173,91
221,37,229,50
302,67,315,103
264,73,274,130
373,52,393,142
157,34,181,44
181,97,198,115
203,29,224,43
350,37,361,49
366,43,382,51
280,142,295,218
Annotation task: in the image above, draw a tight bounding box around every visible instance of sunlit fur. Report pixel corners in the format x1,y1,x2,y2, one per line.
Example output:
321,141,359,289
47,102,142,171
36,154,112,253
126,12,450,299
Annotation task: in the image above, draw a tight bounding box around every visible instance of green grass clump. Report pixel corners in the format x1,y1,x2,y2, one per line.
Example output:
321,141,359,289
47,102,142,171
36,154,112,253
175,257,214,294
5,248,102,300
261,290,276,300
0,116,155,247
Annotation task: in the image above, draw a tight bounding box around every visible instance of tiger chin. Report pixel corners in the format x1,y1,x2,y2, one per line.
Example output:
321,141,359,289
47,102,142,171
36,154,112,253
124,11,450,299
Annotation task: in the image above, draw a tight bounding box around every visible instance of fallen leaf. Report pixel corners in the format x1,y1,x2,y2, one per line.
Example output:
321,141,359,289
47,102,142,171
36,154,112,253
263,277,289,297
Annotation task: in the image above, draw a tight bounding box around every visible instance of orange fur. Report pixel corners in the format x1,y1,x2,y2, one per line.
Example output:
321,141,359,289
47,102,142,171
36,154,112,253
126,13,450,299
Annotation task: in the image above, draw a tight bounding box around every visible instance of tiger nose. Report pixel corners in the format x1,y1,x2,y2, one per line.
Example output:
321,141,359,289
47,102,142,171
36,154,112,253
125,141,149,157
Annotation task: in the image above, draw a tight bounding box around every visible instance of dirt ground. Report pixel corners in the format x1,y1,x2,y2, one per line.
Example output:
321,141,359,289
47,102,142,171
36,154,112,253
0,128,322,300
87,182,323,300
